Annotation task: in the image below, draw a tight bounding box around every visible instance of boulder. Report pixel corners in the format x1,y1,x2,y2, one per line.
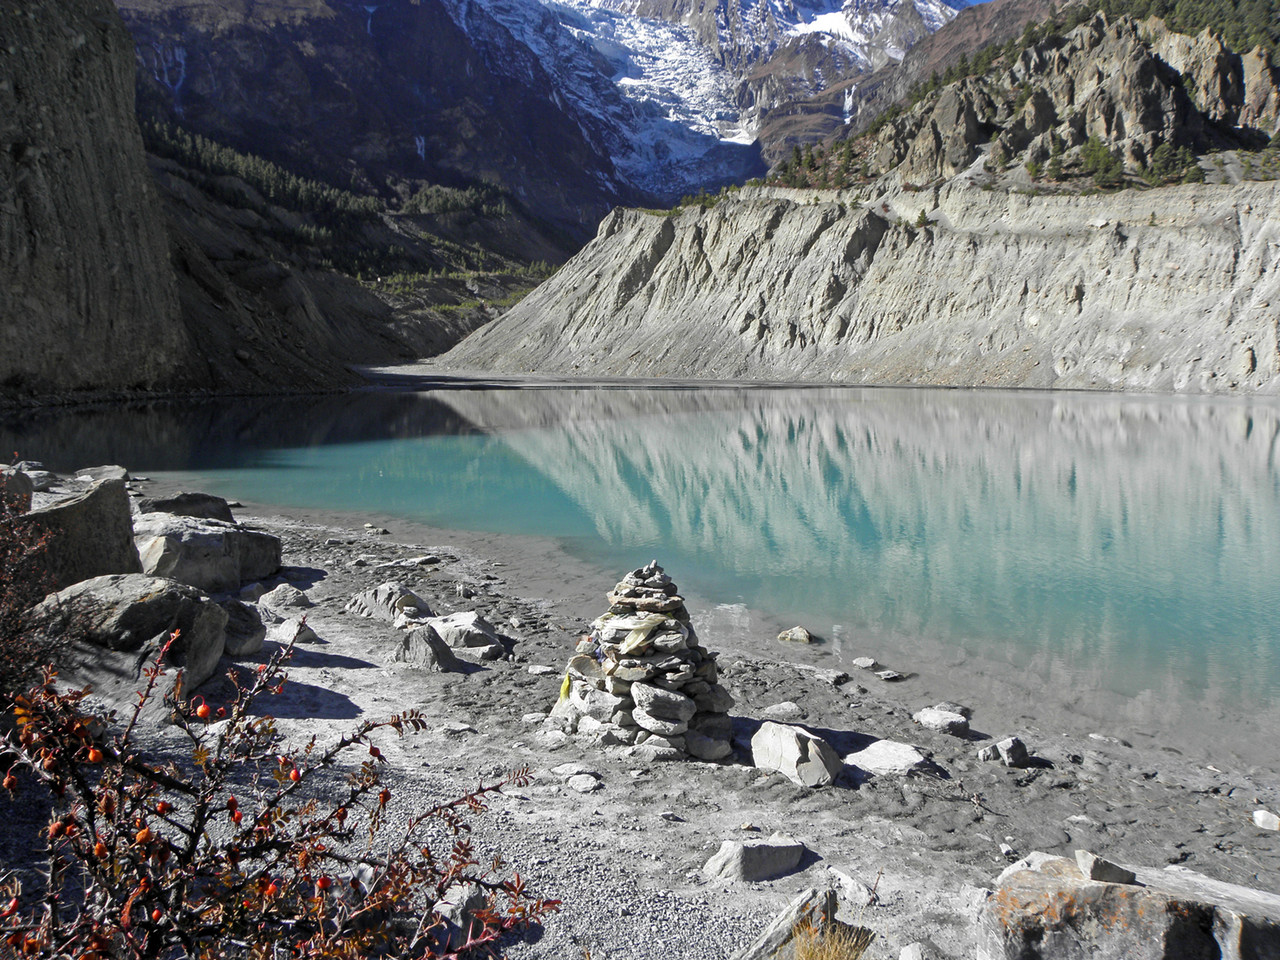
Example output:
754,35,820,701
259,583,312,611
751,722,843,788
266,617,320,646
845,739,930,777
777,626,813,644
136,492,235,523
345,582,432,622
426,611,500,648
978,736,1031,768
977,852,1280,960
394,626,462,672
703,834,807,882
913,707,970,737
134,513,281,593
0,466,34,513
26,573,227,690
219,599,266,656
18,480,141,590
732,886,838,960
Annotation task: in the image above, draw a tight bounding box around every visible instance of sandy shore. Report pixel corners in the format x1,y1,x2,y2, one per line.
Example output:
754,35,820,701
7,467,1280,958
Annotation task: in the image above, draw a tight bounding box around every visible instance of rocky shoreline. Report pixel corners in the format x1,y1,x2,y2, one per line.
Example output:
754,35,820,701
4,463,1280,958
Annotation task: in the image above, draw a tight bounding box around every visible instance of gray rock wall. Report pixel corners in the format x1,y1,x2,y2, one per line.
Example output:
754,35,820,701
0,0,194,399
440,180,1280,394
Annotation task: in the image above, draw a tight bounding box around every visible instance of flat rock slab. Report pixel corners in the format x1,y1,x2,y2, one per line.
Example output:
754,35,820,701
733,886,837,960
845,739,930,777
704,833,807,882
978,853,1280,960
426,611,500,648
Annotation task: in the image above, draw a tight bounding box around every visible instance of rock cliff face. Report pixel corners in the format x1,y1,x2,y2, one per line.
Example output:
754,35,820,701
438,180,1280,394
0,0,196,399
868,14,1279,183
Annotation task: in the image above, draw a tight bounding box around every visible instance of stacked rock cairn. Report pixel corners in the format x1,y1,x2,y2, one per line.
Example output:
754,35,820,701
548,561,734,761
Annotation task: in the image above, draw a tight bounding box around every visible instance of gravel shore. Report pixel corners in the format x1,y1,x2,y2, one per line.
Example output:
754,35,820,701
9,473,1280,958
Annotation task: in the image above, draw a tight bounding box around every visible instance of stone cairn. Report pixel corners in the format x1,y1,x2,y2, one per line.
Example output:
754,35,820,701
546,561,734,761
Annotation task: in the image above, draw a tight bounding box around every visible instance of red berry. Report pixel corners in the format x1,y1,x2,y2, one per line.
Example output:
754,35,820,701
135,827,152,844
2,774,15,791
151,908,162,921
265,882,279,897
231,810,243,825
156,801,172,815
195,704,211,720
86,748,103,764
289,769,300,782
316,876,332,891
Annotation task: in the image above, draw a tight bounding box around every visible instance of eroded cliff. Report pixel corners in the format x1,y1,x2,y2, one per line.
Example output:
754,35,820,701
0,0,194,399
438,180,1280,393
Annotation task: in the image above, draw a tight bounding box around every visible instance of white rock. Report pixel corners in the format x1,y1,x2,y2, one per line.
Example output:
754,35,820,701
762,701,805,721
260,583,312,611
751,722,842,788
845,739,930,776
913,707,970,736
702,834,807,881
1252,810,1280,831
850,657,880,670
426,611,500,648
567,774,602,793
345,582,431,622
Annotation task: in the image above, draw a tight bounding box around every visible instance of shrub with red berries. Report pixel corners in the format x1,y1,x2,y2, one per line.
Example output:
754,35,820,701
0,626,558,958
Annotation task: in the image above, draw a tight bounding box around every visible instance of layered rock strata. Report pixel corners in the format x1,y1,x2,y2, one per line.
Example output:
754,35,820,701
0,0,193,398
547,562,734,761
440,180,1280,394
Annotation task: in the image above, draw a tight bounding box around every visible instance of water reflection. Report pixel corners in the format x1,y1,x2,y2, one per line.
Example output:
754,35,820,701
5,385,1279,714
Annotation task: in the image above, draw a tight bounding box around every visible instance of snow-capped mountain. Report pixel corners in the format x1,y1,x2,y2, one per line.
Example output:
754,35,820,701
438,0,974,195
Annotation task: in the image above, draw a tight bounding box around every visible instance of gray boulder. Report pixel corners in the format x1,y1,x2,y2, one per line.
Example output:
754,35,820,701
18,480,141,590
259,583,313,611
219,599,266,657
569,683,629,723
777,626,813,644
345,582,432,622
27,573,227,690
134,512,281,593
978,852,1280,959
913,706,970,737
426,611,499,648
1,466,34,513
732,886,838,960
978,736,1031,768
394,626,463,671
704,834,807,881
751,722,843,788
136,492,234,523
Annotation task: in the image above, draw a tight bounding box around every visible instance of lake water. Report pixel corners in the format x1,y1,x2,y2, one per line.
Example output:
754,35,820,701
6,384,1280,753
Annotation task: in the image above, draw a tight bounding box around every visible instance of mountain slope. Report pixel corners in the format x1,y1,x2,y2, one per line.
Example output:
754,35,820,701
437,17,1280,394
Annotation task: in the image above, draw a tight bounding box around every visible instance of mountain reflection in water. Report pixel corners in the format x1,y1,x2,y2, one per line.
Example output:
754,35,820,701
5,385,1279,714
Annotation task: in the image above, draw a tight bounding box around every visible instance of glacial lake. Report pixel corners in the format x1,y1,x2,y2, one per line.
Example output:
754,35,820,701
6,383,1280,755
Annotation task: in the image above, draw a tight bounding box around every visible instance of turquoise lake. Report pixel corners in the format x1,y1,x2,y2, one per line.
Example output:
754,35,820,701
5,383,1280,736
